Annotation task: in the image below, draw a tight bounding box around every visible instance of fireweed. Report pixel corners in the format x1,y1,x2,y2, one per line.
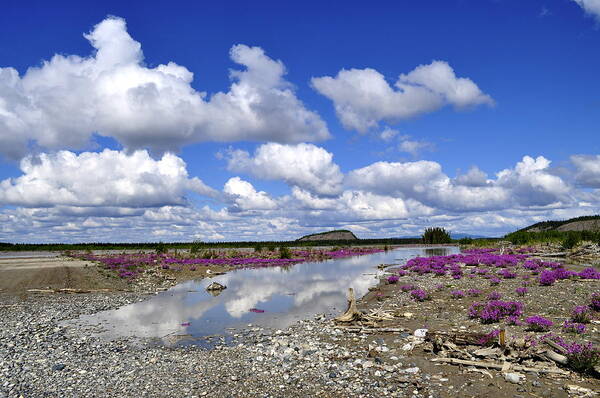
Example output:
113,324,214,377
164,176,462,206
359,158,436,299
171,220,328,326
469,300,523,324
75,247,384,279
515,287,528,297
400,284,415,292
410,289,429,301
487,291,502,300
563,321,586,334
525,316,553,332
591,293,600,312
571,306,591,324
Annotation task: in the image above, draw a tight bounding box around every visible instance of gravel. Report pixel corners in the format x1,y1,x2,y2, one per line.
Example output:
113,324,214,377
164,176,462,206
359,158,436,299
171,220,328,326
2,246,598,398
0,292,436,398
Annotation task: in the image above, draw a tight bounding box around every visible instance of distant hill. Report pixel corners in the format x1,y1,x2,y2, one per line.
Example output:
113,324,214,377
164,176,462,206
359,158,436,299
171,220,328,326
515,215,600,233
297,230,358,241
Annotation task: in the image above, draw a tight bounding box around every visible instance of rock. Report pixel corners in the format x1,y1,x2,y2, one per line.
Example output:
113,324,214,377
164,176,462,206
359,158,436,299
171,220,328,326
51,363,66,371
413,329,428,338
206,282,226,291
504,372,524,384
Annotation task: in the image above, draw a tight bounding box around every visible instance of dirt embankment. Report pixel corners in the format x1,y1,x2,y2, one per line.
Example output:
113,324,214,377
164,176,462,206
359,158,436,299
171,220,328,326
0,256,130,294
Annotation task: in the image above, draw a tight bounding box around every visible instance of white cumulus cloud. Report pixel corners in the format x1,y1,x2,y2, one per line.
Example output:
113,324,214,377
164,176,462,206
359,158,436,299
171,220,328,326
223,177,278,211
571,154,600,187
0,16,329,160
311,61,493,132
226,143,343,196
0,149,216,208
572,0,600,21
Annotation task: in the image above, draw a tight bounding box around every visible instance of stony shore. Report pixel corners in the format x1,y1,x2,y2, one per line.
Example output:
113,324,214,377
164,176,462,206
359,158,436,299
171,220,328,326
1,244,599,397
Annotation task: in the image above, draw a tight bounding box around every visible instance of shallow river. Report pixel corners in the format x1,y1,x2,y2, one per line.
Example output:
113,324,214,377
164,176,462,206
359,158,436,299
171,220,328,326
65,246,458,346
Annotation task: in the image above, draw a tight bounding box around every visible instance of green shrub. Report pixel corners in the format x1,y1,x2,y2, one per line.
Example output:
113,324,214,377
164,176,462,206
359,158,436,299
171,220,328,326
278,246,292,259
254,244,263,253
562,232,581,250
154,242,167,255
422,227,451,244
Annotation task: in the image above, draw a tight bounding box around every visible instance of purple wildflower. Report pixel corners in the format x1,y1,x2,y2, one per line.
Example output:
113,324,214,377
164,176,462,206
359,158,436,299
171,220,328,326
563,321,586,334
539,270,556,286
410,289,429,302
387,275,400,284
450,290,465,299
515,287,528,297
467,289,482,297
572,306,591,324
400,284,414,292
487,291,502,300
591,293,600,312
469,300,523,324
525,316,553,332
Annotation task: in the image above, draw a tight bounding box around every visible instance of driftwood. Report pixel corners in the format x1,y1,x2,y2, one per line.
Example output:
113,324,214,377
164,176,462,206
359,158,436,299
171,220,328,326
544,339,568,355
335,327,405,334
430,357,570,375
334,288,362,323
544,349,568,365
427,330,497,347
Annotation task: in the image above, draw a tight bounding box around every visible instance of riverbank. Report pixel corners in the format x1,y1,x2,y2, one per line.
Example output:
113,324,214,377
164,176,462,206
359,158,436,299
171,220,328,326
1,245,599,397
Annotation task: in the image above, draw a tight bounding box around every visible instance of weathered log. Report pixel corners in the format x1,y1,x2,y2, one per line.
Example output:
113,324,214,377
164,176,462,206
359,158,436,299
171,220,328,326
544,349,568,365
334,288,362,323
430,357,569,375
427,330,494,346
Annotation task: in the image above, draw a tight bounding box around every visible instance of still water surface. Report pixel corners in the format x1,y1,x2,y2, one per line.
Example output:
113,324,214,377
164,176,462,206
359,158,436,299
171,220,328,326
66,246,458,345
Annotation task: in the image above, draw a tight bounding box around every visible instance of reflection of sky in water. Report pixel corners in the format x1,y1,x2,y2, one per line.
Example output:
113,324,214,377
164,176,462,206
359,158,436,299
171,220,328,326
65,247,458,344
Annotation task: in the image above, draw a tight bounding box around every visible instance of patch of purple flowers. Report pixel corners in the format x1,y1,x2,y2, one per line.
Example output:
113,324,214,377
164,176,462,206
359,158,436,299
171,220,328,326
387,275,400,284
525,316,553,332
538,270,556,286
487,291,502,300
410,289,429,302
467,289,482,297
450,290,466,299
563,321,586,334
591,293,600,312
571,306,591,324
400,284,414,292
515,287,528,297
468,300,523,324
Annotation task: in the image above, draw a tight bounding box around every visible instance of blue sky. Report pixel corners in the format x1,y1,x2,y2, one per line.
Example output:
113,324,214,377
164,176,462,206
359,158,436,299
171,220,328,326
0,0,599,242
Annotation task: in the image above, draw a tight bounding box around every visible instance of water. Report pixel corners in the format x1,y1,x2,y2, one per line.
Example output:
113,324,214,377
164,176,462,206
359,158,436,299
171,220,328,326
0,251,59,259
65,246,458,346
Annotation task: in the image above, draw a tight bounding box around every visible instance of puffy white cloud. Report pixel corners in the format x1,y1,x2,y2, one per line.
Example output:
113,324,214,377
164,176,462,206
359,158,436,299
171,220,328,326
571,154,600,187
454,166,489,187
572,0,600,20
346,156,570,212
496,156,570,206
338,191,433,220
0,149,216,208
223,177,278,211
226,143,343,196
0,17,329,160
311,61,493,132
